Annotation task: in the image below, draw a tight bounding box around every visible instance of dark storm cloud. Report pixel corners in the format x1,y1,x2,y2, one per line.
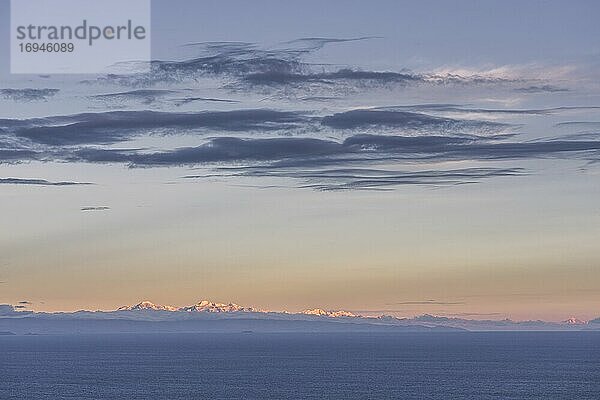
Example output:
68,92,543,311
0,178,92,186
0,88,59,101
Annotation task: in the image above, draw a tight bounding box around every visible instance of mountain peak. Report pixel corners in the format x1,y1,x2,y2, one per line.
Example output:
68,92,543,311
180,300,256,313
117,301,178,312
301,308,358,318
563,317,587,325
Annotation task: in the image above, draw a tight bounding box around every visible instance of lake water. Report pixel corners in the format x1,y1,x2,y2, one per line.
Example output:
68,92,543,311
1,332,599,399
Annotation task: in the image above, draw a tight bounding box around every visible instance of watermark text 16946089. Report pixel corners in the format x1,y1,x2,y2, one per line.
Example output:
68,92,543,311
10,0,150,74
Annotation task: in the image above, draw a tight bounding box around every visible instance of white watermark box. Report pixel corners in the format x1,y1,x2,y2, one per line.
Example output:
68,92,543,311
10,0,151,74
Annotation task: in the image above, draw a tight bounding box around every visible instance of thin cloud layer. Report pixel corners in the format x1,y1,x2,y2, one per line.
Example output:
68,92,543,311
321,109,507,135
87,38,522,93
90,89,178,105
190,166,526,191
1,109,308,146
1,105,599,190
2,37,598,191
81,206,110,211
514,85,569,93
0,178,92,186
0,108,508,149
377,104,600,116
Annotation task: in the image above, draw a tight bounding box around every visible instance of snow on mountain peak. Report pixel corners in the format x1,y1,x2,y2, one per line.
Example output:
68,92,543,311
301,308,358,318
117,300,359,317
117,301,179,312
563,317,587,325
179,300,256,313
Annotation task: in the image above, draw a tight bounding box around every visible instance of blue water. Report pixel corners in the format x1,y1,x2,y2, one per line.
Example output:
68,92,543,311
1,332,599,399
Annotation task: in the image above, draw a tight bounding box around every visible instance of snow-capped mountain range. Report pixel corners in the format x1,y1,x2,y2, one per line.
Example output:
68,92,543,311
1,300,599,335
117,301,180,312
116,300,356,317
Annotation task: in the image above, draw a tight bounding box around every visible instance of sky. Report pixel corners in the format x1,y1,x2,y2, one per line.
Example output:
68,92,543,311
1,0,599,321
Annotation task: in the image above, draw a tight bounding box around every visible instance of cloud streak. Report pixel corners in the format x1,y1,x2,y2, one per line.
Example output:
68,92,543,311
0,108,509,151
1,104,599,191
87,38,526,93
196,166,526,191
514,85,569,93
1,109,308,146
0,178,92,186
80,206,110,211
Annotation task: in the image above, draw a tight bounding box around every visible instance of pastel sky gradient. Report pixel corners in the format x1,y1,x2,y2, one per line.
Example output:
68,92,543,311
1,0,599,321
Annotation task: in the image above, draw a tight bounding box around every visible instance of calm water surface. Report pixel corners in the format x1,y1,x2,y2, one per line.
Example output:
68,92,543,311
1,332,599,399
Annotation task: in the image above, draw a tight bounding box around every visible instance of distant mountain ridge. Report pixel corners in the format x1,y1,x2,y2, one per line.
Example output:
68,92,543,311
116,300,255,313
117,301,179,312
116,300,356,317
1,301,599,335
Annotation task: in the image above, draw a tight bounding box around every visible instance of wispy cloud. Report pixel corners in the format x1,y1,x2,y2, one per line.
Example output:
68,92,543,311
2,37,598,192
80,206,110,211
173,97,240,106
514,85,569,93
377,104,600,115
195,166,526,191
1,109,308,146
2,111,599,190
90,89,178,105
0,178,92,186
86,38,538,94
